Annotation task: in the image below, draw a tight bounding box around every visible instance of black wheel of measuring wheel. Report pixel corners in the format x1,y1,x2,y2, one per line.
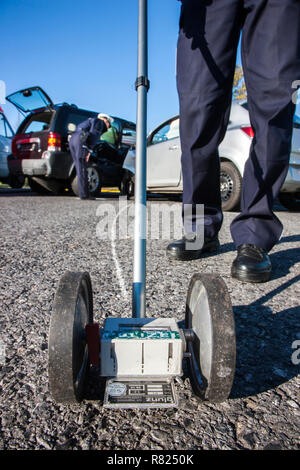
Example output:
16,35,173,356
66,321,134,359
185,273,236,403
48,271,93,404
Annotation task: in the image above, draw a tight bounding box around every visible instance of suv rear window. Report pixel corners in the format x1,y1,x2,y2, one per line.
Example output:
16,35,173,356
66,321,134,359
18,110,54,134
63,111,97,134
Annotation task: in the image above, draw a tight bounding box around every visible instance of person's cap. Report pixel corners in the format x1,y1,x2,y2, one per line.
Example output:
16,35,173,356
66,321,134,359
97,113,114,124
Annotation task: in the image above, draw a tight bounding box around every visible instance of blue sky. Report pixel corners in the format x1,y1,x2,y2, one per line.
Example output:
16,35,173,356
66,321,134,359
0,0,257,134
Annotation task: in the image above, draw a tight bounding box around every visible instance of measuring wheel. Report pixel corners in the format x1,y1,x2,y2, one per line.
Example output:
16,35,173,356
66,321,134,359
185,274,236,403
48,271,93,404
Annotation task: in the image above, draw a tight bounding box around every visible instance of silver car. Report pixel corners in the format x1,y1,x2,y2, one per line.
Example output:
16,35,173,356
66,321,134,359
0,108,24,188
123,102,300,210
0,107,14,182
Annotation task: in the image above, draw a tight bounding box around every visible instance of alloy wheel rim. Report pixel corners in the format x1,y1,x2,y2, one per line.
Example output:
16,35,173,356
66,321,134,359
88,168,99,192
220,172,233,201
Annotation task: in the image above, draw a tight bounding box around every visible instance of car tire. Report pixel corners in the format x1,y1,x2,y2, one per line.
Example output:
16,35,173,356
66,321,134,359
120,172,135,199
70,174,79,196
8,174,25,189
278,192,300,211
88,164,102,197
220,161,242,212
71,164,102,198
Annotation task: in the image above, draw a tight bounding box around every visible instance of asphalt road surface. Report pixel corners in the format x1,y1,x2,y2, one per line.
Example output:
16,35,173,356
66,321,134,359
0,188,299,450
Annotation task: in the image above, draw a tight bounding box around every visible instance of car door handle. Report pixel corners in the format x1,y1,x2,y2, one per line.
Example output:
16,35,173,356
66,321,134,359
169,145,179,150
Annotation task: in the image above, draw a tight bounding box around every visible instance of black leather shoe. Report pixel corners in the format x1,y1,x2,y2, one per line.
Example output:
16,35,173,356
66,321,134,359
231,244,271,283
166,235,220,261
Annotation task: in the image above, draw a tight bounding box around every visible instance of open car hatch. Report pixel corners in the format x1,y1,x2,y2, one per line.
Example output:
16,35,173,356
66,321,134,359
6,86,53,114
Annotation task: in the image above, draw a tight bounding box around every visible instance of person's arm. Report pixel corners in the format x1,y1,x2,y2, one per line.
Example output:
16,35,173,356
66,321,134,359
77,118,92,132
94,117,108,134
86,118,108,151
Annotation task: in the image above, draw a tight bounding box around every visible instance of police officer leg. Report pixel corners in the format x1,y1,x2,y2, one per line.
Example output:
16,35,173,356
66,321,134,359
69,135,90,199
230,0,300,281
167,0,242,260
79,151,90,199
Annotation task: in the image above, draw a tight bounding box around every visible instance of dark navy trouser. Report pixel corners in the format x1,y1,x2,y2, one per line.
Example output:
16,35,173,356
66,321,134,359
69,118,107,199
69,133,89,199
177,0,300,251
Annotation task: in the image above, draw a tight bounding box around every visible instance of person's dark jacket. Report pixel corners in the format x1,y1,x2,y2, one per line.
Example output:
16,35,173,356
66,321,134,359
76,117,108,151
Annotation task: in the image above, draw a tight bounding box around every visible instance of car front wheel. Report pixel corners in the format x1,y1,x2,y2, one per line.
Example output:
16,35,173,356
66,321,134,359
220,161,242,212
120,172,134,199
87,164,102,197
71,164,102,197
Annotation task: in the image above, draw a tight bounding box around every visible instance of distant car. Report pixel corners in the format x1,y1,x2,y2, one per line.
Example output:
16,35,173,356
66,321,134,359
73,123,136,197
0,107,24,188
6,86,135,196
123,102,300,211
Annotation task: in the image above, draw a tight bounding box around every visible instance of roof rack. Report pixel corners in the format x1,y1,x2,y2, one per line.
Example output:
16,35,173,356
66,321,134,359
55,102,78,108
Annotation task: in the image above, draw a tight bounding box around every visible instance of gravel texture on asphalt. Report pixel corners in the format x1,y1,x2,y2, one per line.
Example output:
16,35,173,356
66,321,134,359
0,189,299,450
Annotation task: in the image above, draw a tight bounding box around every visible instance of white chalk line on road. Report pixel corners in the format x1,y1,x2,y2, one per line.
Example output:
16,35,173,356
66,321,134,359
110,205,130,303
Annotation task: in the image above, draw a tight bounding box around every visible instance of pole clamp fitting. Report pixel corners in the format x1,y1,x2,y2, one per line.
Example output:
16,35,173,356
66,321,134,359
135,76,150,91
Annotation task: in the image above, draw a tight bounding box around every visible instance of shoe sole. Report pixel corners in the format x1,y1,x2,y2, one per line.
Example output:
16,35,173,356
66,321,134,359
231,266,271,283
167,244,220,261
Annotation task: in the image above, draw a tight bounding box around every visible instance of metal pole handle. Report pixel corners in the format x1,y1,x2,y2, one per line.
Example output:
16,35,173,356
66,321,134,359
132,0,150,318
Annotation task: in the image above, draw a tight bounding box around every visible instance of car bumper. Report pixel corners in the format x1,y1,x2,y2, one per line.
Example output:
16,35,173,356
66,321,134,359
8,151,73,180
23,159,48,176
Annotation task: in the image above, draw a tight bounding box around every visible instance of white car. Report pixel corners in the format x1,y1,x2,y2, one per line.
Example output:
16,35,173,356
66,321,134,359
123,102,300,211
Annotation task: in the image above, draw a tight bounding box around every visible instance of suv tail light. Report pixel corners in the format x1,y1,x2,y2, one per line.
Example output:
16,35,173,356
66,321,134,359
48,132,61,152
241,126,254,138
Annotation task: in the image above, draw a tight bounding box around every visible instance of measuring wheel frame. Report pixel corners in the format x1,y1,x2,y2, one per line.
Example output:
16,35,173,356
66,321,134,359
47,0,237,409
185,273,236,403
48,271,93,404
